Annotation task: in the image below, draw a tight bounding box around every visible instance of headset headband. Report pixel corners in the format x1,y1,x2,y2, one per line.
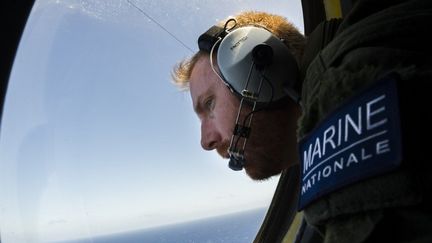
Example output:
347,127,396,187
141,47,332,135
198,19,237,53
198,25,225,53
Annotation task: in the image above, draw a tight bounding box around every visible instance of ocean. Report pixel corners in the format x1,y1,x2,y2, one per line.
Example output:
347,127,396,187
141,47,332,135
57,208,267,243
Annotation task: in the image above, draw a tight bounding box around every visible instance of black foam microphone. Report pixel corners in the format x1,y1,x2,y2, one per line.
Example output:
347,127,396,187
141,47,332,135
228,153,245,171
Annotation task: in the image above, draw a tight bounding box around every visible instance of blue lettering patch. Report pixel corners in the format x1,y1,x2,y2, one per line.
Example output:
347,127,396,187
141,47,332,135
298,76,402,210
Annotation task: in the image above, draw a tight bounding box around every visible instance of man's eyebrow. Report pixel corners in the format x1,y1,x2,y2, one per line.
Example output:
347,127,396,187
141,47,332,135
193,95,204,114
193,81,214,114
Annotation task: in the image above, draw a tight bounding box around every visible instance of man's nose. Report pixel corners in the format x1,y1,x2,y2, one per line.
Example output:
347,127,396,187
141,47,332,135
200,119,221,151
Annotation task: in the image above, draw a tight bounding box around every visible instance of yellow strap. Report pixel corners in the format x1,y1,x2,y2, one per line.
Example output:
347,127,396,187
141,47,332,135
324,0,342,19
282,212,304,243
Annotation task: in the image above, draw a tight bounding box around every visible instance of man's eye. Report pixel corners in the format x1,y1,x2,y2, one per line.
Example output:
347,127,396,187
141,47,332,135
205,98,214,110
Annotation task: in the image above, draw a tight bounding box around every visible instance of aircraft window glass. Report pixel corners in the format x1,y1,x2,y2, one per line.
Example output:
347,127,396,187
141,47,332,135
0,0,303,242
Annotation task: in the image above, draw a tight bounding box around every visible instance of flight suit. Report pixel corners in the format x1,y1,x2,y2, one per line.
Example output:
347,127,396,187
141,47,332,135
297,0,432,242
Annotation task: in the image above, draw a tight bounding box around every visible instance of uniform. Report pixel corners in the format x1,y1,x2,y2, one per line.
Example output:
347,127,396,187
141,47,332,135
298,0,432,242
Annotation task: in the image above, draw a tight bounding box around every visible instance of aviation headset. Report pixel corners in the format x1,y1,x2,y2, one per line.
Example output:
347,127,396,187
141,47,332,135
197,18,301,104
197,19,301,171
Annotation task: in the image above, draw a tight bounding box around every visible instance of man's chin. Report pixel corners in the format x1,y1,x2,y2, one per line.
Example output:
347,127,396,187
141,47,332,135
244,165,278,181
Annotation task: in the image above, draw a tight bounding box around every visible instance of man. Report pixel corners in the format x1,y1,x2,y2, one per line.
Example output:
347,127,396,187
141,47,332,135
172,11,309,242
173,2,432,243
172,11,306,180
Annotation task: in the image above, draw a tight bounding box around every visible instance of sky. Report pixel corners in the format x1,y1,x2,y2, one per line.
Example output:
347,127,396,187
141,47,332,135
0,0,304,242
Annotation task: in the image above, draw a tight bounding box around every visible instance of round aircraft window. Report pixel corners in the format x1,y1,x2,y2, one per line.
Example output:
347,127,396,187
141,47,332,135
0,0,303,242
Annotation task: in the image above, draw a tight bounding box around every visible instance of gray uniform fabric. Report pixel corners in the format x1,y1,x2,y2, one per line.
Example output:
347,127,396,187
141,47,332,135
298,0,432,242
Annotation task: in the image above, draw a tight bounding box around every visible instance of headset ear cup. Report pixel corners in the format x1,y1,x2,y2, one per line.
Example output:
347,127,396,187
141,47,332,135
217,26,299,103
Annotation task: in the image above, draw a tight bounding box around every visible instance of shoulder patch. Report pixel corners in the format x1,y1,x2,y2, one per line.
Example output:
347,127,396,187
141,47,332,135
298,76,402,210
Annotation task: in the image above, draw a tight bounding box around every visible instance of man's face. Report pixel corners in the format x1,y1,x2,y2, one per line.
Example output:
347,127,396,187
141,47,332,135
189,55,300,180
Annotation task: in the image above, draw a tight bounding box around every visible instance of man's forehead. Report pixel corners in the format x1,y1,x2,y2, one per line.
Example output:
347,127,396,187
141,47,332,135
192,55,219,85
190,56,214,111
191,54,214,77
